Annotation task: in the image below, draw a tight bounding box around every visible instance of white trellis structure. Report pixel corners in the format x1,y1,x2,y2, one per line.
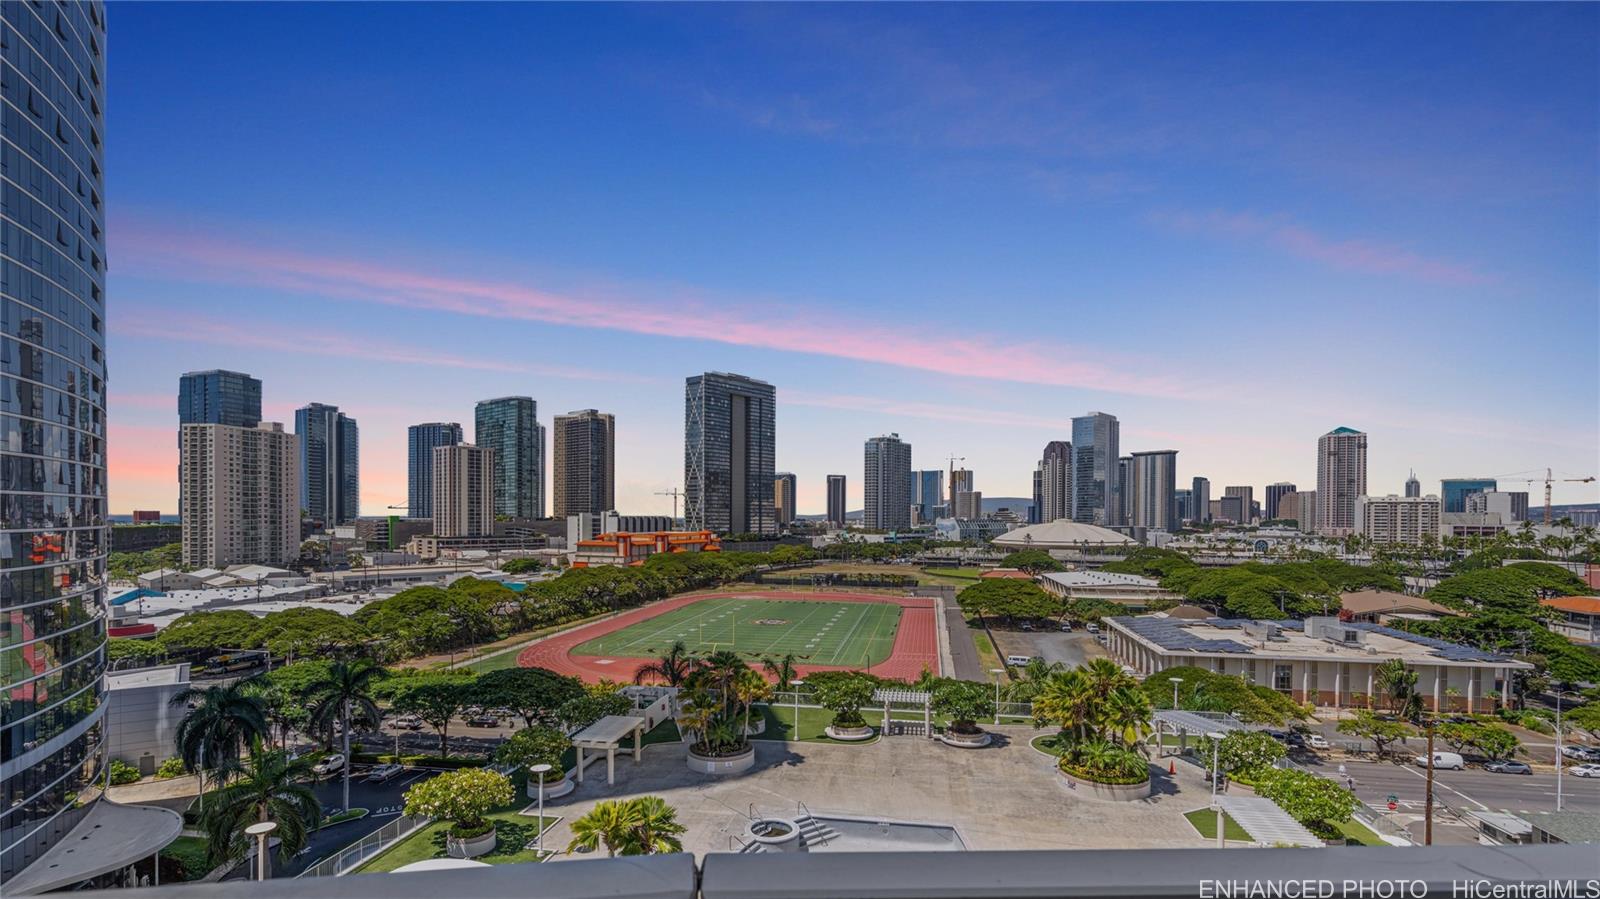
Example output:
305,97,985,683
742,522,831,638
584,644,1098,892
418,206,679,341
1149,709,1248,756
874,687,932,739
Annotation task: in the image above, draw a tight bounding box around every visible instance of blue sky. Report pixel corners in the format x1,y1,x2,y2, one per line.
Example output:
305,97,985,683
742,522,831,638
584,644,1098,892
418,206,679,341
106,2,1600,515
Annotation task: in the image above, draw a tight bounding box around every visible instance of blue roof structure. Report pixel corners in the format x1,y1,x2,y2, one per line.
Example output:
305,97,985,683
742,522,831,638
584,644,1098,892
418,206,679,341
110,588,166,607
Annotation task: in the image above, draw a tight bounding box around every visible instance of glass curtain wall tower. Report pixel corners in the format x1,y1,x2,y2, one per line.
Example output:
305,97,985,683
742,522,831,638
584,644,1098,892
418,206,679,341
684,372,775,535
475,397,543,520
406,422,462,519
296,403,360,526
1,0,122,884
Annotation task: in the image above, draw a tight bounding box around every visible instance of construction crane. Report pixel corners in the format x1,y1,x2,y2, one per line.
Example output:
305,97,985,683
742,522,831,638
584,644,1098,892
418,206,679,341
655,488,684,521
1496,469,1596,526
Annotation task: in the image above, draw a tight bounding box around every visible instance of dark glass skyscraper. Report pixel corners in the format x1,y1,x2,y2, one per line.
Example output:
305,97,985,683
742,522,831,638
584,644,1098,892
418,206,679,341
407,422,462,519
296,403,360,525
684,372,775,534
177,369,261,427
1,0,126,886
476,397,543,520
1071,412,1120,526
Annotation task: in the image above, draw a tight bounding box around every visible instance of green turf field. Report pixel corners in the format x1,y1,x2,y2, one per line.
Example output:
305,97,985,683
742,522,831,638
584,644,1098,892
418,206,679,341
571,596,902,667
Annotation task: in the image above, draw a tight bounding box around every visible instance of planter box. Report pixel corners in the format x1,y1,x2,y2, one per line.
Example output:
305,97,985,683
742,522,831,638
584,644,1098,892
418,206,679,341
743,717,767,737
824,725,875,742
1057,766,1154,802
525,768,575,800
939,729,992,749
446,826,497,859
745,817,803,852
687,744,756,775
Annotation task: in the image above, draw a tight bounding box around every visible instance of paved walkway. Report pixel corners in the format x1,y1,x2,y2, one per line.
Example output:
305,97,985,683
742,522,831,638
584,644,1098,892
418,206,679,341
941,603,985,682
540,725,1210,858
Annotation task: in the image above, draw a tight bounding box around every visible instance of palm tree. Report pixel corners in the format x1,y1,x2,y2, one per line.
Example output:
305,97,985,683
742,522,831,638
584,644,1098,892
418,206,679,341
627,796,686,854
199,748,321,872
172,682,269,809
567,799,643,857
762,653,799,688
1033,669,1094,742
306,659,383,813
1374,659,1422,720
633,641,694,687
732,666,772,739
1100,685,1152,749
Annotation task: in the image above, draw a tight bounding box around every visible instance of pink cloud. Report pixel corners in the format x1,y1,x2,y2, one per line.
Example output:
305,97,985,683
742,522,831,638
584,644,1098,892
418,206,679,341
112,220,1201,400
1150,209,1493,286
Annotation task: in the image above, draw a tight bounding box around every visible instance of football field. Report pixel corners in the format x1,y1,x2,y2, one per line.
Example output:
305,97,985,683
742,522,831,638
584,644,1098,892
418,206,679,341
570,595,902,667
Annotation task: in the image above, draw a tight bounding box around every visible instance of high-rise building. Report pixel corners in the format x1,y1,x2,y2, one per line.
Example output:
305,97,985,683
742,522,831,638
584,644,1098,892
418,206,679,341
1218,495,1245,524
1265,482,1297,520
1405,470,1421,499
433,444,496,537
950,468,973,499
1466,490,1529,523
1316,427,1368,535
475,397,543,520
955,491,984,519
179,369,261,427
910,470,944,524
864,434,913,530
407,422,462,519
826,475,847,527
1295,491,1319,533
180,423,299,567
1118,456,1133,526
1174,489,1193,523
1071,412,1120,526
684,372,776,534
551,409,614,518
1,4,140,886
1440,478,1499,514
1224,486,1255,524
1273,491,1301,524
296,403,360,525
1129,450,1178,530
1191,477,1211,524
773,472,797,527
1030,465,1044,524
1038,440,1072,522
1356,494,1441,546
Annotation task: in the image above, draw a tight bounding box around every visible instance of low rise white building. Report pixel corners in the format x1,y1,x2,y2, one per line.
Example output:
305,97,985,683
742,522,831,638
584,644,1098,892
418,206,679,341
1356,494,1441,546
1038,571,1179,609
1103,615,1529,714
106,664,191,775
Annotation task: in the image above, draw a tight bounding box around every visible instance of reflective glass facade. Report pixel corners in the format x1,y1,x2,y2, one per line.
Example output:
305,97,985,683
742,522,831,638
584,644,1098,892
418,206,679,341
296,403,359,526
406,421,461,519
684,372,775,535
474,397,542,520
0,0,110,882
177,369,260,427
1071,412,1119,526
1440,478,1497,514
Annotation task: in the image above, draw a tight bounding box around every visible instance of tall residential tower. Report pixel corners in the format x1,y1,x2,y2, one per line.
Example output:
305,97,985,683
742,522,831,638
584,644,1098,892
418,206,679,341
296,403,360,525
1315,427,1368,535
476,397,543,520
864,434,913,530
826,475,847,527
1038,440,1072,522
1071,412,1120,526
684,372,776,534
407,422,462,519
552,409,614,518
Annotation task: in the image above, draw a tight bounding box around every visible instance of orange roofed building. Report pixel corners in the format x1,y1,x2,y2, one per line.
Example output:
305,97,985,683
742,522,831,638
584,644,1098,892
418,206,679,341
571,530,721,568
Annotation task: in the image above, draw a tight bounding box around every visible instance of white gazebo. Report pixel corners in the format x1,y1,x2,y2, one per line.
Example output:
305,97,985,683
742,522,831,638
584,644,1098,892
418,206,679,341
571,714,647,785
873,687,932,739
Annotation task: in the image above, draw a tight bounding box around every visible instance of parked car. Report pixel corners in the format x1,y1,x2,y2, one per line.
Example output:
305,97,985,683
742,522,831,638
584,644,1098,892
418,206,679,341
1059,621,1073,632
1570,764,1600,779
312,754,346,777
365,763,405,783
391,714,423,730
1005,655,1036,667
1414,751,1465,770
1559,745,1599,761
1086,623,1101,634
1020,621,1035,632
1484,760,1532,775
1307,734,1330,750
467,714,500,728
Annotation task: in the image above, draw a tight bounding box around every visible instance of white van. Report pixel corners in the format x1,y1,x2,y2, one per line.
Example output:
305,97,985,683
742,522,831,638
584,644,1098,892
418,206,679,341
1006,655,1036,667
1414,751,1465,770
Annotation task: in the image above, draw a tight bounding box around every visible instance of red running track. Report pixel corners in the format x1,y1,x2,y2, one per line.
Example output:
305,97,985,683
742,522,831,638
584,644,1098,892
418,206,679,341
516,591,940,683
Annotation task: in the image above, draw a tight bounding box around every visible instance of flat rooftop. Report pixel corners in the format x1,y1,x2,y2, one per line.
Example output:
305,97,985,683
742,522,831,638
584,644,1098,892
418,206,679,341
1109,616,1527,667
106,664,189,690
1042,571,1163,588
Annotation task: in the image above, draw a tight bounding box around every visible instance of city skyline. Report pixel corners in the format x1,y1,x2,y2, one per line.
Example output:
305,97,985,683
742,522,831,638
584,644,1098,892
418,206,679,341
103,3,1598,517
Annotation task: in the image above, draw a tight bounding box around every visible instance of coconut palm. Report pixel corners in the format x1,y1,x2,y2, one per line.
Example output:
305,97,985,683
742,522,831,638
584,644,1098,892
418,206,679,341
1375,659,1422,720
567,799,643,857
633,641,695,687
732,667,772,738
762,652,800,688
1100,685,1152,749
172,682,269,808
1033,669,1094,741
627,796,686,855
305,658,383,813
199,748,321,871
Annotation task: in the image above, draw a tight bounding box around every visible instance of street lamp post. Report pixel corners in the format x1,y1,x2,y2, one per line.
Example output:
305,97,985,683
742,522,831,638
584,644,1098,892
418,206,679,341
991,668,1005,726
1169,676,1184,709
1206,731,1225,849
790,679,804,736
530,763,553,856
245,821,277,881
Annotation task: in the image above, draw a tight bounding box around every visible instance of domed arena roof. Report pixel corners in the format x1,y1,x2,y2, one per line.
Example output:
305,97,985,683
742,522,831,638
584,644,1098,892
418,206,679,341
991,519,1136,550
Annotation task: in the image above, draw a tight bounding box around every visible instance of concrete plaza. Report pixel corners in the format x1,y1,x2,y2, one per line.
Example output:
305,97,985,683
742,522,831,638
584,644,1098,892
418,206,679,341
538,723,1214,858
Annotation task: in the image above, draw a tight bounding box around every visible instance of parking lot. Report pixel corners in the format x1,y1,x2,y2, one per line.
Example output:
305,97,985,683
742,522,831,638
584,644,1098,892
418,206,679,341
991,624,1110,670
245,763,439,879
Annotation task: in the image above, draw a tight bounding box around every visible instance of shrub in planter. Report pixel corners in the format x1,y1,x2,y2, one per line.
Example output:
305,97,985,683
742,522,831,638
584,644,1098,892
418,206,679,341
1058,739,1149,785
809,672,876,731
155,757,187,780
931,680,994,736
401,768,513,838
495,725,571,778
109,759,142,785
1196,731,1285,780
1253,768,1357,838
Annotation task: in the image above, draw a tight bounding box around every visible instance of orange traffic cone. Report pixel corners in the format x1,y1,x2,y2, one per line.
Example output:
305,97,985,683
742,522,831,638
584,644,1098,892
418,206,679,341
1169,761,1176,775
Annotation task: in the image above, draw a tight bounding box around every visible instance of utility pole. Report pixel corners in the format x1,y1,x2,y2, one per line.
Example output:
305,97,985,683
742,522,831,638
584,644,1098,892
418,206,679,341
1424,715,1436,845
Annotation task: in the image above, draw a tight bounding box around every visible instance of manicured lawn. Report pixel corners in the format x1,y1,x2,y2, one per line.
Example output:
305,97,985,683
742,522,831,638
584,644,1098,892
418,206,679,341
619,718,682,750
1331,818,1385,846
458,613,616,673
355,811,558,872
161,836,212,881
752,704,884,744
572,596,901,667
1185,809,1252,842
1031,732,1068,756
319,808,369,828
971,628,1004,674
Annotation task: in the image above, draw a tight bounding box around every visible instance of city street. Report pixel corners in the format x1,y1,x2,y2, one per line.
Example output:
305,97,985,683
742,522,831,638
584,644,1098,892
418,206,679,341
247,766,438,879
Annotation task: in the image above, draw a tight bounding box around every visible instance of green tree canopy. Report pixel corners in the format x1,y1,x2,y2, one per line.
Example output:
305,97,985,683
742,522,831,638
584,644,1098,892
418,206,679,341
1143,665,1306,726
474,667,586,727
157,610,262,654
956,579,1060,621
998,549,1063,573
